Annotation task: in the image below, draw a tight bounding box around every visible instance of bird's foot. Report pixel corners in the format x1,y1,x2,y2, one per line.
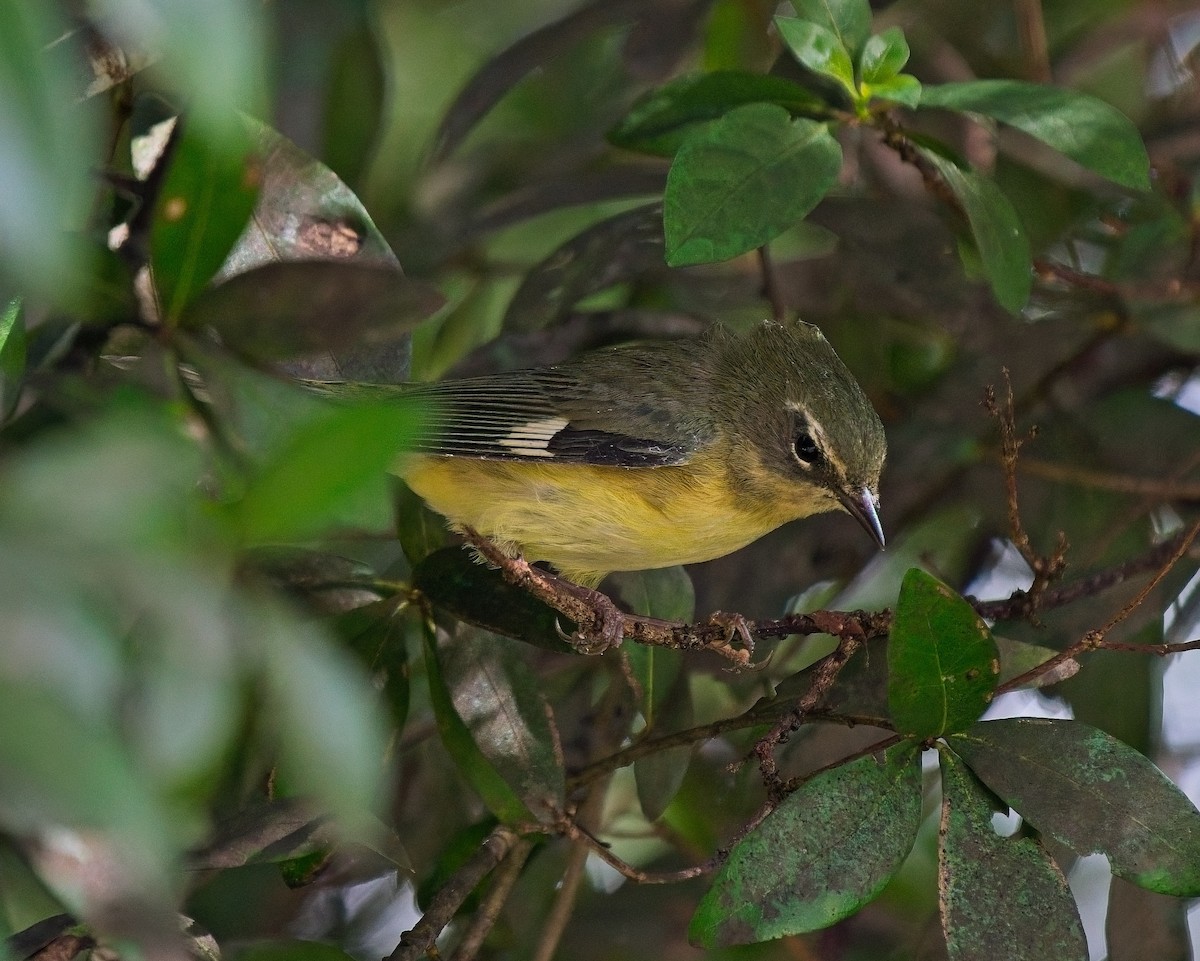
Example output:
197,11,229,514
706,611,756,667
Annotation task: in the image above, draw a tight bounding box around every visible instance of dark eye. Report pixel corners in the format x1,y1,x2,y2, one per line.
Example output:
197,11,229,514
794,430,822,466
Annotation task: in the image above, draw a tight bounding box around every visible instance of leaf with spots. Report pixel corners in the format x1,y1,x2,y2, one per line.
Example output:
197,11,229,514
888,568,999,739
689,741,922,946
938,748,1087,961
949,718,1200,895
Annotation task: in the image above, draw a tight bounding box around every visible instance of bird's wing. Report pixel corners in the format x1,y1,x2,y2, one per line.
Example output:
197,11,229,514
399,368,700,466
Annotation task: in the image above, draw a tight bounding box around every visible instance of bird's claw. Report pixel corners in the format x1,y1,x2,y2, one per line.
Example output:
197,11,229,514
707,610,756,667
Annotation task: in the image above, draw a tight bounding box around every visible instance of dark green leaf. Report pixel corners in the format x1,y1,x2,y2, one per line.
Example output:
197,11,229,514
950,718,1200,895
235,399,423,543
609,71,825,154
792,0,872,62
995,636,1078,687
412,547,570,653
774,17,855,95
230,940,360,961
437,626,564,817
322,23,386,188
920,80,1150,191
634,675,695,821
395,482,453,566
422,622,558,824
0,298,26,420
504,204,664,332
664,104,842,266
333,598,412,730
859,27,910,84
938,750,1087,961
888,568,999,738
182,261,444,361
151,119,261,322
689,742,921,946
918,148,1032,313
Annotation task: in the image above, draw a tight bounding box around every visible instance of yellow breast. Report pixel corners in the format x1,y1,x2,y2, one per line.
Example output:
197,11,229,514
399,449,819,587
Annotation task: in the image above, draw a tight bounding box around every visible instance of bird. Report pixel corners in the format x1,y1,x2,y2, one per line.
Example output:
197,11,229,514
383,319,886,590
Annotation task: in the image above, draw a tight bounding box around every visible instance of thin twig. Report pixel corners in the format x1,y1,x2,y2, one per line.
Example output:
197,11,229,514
531,786,606,961
1005,454,1200,500
1014,0,1052,82
448,839,534,961
388,826,522,961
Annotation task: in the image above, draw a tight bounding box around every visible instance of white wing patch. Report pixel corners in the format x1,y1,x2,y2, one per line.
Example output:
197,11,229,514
496,416,569,458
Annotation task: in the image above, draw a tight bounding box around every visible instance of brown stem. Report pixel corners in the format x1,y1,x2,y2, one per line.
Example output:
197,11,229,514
388,826,522,961
758,246,788,324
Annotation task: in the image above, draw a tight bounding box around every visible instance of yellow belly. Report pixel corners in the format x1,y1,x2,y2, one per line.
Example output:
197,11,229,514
399,453,805,587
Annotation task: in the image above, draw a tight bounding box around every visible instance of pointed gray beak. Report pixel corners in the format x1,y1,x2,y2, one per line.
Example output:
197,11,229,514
838,486,885,549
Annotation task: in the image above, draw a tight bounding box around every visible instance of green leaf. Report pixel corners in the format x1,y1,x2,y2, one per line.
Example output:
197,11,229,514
0,2,99,304
439,626,565,815
775,17,855,96
859,27,910,84
888,569,999,738
863,73,922,109
918,148,1032,313
412,547,569,653
689,742,922,946
949,718,1200,895
235,399,423,543
609,71,825,155
422,623,532,825
0,298,26,420
791,0,872,62
920,80,1150,191
151,120,261,322
664,104,842,266
938,750,1087,961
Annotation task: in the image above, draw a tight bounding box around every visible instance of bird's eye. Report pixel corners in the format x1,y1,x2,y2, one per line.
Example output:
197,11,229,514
794,430,822,466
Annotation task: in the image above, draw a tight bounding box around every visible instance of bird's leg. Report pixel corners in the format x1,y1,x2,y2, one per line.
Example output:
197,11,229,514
459,526,626,653
706,611,756,659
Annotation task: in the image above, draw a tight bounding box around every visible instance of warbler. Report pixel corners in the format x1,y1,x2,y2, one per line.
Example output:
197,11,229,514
383,320,886,588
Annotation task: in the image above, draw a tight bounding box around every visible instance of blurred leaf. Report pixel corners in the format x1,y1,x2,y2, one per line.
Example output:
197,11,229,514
0,2,99,304
1135,302,1200,353
91,0,268,133
230,940,360,961
888,569,999,738
1106,876,1192,961
151,119,261,322
609,71,824,155
437,626,565,817
416,818,497,915
792,0,872,62
234,399,423,544
430,0,643,161
421,623,536,824
333,598,411,730
412,547,569,653
664,104,841,266
918,148,1032,313
182,261,443,361
775,17,855,96
634,676,695,821
859,27,910,84
949,718,1200,895
322,23,386,189
938,750,1087,961
611,565,693,723
504,204,663,333
261,613,389,834
689,742,921,946
920,80,1150,191
0,298,26,420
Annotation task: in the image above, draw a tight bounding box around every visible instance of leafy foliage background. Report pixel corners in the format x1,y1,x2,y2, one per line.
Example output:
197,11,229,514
3,0,1200,960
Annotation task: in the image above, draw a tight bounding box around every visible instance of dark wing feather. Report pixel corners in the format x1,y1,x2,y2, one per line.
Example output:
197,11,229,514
400,368,698,467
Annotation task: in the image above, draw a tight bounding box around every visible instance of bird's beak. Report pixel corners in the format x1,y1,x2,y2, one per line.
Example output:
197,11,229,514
838,486,885,549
